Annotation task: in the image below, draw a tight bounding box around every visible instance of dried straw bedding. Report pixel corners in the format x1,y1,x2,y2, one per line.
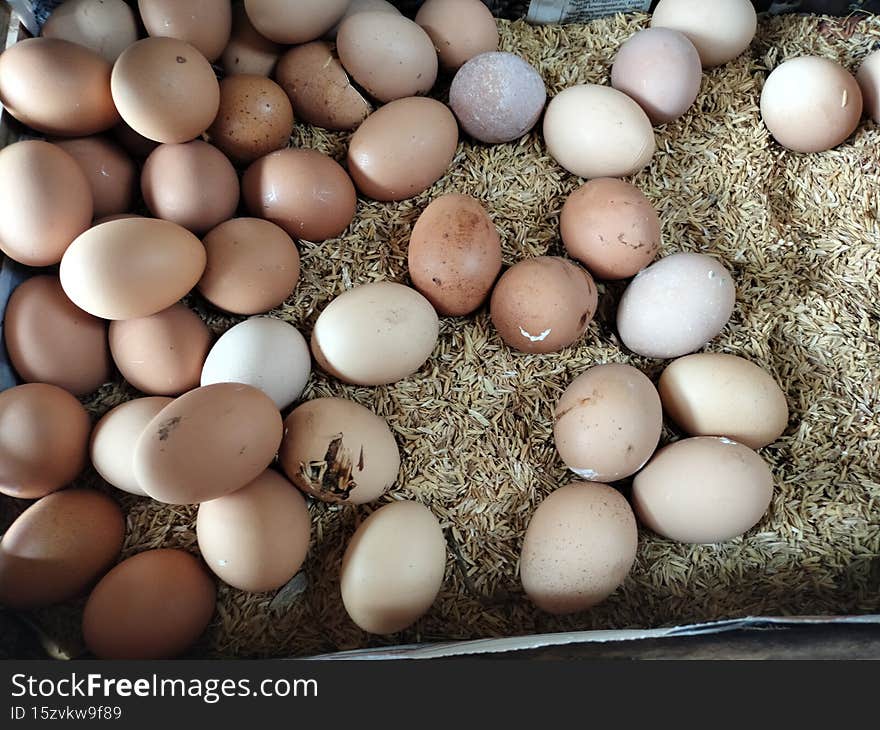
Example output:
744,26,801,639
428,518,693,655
18,13,880,658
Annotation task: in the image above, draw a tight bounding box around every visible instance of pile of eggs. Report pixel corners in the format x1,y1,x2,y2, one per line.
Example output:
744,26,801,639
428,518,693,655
0,0,877,658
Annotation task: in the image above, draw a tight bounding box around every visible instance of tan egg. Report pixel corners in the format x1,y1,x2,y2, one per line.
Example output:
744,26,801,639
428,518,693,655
197,469,310,592
0,490,124,609
82,549,215,659
337,12,438,103
560,178,661,280
415,0,499,71
489,256,597,354
133,383,283,505
111,37,220,144
857,50,880,124
632,437,774,543
198,218,300,315
520,482,637,615
311,282,440,386
341,501,446,635
347,97,458,202
54,136,136,219
222,3,282,76
659,353,789,449
0,140,93,266
207,75,294,165
279,397,400,505
0,384,91,499
616,252,735,359
139,0,232,63
4,275,110,396
109,304,212,396
0,38,118,136
275,42,371,132
60,218,207,320
326,0,401,40
112,121,159,159
408,194,502,316
90,397,173,496
42,0,139,63
241,148,356,242
554,363,662,482
141,141,240,234
244,0,349,44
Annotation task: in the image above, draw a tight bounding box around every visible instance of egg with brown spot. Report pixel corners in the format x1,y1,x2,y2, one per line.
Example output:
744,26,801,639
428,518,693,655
222,2,282,77
138,0,232,63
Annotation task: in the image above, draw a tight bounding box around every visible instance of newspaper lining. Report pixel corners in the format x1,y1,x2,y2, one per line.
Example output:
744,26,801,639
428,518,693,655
526,0,651,24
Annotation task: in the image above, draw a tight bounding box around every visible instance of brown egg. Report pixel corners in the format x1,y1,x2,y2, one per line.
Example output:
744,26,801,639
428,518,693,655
207,75,294,165
415,0,499,71
222,2,282,76
4,275,110,396
60,218,207,320
0,140,93,266
347,97,458,202
139,0,232,62
112,121,160,159
197,469,311,592
242,148,356,242
111,37,220,144
109,304,212,396
133,383,283,504
54,136,136,219
408,194,502,316
327,0,401,40
0,37,119,136
490,256,597,354
0,489,124,609
82,549,216,659
198,218,300,315
0,384,91,499
560,178,661,280
337,12,438,103
141,141,240,234
275,42,371,132
42,0,139,63
244,0,349,44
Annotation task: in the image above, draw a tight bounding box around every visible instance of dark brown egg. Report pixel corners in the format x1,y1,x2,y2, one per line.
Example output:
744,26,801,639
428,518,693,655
54,136,136,219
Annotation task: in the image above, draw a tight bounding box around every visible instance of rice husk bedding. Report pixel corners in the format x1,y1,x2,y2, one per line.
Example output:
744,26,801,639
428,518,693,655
21,12,880,658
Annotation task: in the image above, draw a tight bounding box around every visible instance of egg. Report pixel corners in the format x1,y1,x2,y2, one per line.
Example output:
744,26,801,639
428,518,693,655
279,397,400,505
90,397,173,496
341,501,446,635
347,97,458,202
60,218,207,320
857,50,880,124
554,363,662,482
611,27,702,125
111,37,220,144
244,0,349,44
133,383,283,504
408,194,502,316
337,12,438,103
327,0,401,40
242,148,356,242
112,121,159,159
221,2,282,77
200,317,311,410
616,252,736,359
760,56,862,153
197,469,310,592
198,218,300,315
489,256,597,354
415,0,499,71
0,384,91,499
138,0,232,63
520,482,637,615
659,353,789,449
650,0,757,68
0,489,124,609
207,75,295,165
632,437,774,543
0,140,93,266
42,0,139,63
82,549,216,659
311,282,440,386
275,42,372,132
109,303,212,396
543,84,655,179
560,178,661,280
54,136,136,219
141,141,240,235
0,38,118,136
4,275,110,396
449,52,546,143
